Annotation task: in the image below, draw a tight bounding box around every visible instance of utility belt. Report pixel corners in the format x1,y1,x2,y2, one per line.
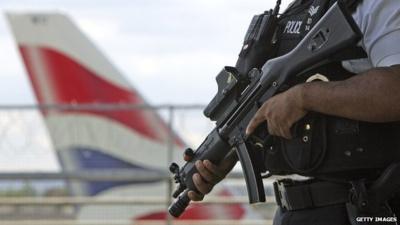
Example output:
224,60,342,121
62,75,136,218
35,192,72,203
273,163,400,225
273,179,351,211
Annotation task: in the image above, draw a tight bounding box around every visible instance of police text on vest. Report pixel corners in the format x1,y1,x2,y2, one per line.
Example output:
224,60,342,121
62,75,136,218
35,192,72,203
284,21,302,34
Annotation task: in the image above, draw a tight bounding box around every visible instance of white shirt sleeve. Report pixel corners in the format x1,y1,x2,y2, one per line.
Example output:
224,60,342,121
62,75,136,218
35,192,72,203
352,0,400,67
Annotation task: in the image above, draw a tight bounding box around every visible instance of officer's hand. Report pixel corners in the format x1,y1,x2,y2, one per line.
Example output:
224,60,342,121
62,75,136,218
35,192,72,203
246,84,307,139
183,152,237,201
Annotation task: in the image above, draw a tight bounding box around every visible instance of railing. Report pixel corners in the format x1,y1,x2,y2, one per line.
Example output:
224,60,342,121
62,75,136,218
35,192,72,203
0,220,273,225
0,196,276,206
0,104,277,225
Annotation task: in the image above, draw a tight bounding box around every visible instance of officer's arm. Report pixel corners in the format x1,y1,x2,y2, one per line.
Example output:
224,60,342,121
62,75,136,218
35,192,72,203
300,0,400,122
301,65,400,122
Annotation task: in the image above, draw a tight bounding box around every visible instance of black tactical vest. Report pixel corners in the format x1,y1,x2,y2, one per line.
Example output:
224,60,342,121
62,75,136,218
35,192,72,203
260,0,400,180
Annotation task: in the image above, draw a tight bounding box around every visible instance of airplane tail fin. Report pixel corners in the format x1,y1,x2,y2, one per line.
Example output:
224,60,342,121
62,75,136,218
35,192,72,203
6,12,184,196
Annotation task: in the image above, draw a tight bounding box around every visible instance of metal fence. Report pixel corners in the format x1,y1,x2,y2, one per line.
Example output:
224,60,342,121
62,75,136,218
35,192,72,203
0,104,276,225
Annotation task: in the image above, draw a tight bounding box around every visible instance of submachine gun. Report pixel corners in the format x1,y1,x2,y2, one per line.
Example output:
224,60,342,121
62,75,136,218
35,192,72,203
168,1,362,217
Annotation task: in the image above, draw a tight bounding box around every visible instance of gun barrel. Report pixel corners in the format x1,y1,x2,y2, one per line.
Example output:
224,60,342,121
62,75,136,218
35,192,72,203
168,190,190,218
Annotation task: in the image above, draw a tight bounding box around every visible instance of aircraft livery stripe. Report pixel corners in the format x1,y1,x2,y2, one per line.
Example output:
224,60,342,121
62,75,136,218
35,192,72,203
69,147,161,196
19,45,184,147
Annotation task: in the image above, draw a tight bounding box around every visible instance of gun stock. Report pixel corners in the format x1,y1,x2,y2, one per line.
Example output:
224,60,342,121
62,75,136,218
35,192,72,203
260,0,361,89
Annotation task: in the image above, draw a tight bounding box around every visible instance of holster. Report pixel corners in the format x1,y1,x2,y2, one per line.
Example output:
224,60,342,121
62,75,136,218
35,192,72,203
345,163,400,225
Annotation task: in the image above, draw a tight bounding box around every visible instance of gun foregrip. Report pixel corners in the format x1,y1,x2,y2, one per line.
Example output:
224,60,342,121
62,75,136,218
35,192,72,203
181,129,231,191
168,191,190,218
168,129,231,217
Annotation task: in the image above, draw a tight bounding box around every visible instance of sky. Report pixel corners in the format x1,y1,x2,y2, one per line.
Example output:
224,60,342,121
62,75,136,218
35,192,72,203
0,0,292,171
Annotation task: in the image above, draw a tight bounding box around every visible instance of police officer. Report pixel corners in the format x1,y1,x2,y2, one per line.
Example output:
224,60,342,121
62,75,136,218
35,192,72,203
184,0,400,224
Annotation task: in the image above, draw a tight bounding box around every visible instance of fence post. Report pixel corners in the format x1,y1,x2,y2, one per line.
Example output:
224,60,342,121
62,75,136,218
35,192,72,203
166,106,175,225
